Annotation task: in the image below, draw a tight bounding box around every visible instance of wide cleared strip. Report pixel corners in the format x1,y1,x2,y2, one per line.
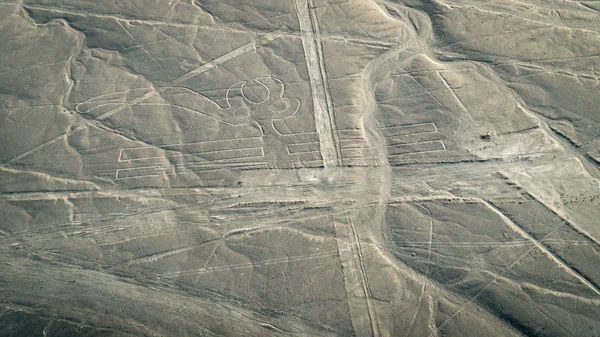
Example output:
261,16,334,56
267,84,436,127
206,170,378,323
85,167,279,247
388,140,446,156
119,147,264,163
380,122,437,137
287,142,321,154
116,163,268,179
119,138,264,161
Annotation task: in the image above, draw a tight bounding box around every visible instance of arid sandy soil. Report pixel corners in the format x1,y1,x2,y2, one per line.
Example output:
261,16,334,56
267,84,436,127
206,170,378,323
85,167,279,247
1,0,600,336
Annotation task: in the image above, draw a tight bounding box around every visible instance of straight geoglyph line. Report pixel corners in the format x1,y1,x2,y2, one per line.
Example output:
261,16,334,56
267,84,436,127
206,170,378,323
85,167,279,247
172,30,285,84
294,0,341,167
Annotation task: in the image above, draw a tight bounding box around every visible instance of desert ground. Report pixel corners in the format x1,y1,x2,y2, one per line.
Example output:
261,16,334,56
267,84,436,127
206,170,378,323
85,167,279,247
1,0,600,336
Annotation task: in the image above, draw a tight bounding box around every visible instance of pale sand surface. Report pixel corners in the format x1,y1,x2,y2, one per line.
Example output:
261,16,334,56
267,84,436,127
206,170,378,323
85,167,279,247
1,0,600,336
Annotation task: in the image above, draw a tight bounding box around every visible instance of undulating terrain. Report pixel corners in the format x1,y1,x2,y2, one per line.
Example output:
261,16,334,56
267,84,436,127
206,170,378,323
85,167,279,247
1,0,600,336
